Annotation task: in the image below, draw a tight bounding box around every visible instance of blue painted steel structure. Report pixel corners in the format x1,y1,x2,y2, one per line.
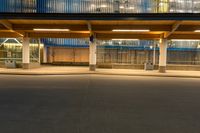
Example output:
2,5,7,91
101,46,200,52
41,38,89,48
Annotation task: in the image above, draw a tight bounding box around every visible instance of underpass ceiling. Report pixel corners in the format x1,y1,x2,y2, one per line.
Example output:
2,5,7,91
1,19,200,39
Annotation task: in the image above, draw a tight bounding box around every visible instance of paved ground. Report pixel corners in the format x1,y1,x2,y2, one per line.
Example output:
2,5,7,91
1,66,200,78
0,75,200,133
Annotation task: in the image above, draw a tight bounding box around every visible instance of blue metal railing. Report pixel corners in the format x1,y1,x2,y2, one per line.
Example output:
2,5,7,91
40,38,200,51
41,38,89,48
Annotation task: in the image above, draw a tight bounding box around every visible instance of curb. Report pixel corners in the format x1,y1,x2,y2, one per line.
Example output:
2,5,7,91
0,72,200,78
96,73,200,79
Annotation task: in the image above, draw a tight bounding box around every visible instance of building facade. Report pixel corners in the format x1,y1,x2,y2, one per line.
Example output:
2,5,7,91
1,0,200,13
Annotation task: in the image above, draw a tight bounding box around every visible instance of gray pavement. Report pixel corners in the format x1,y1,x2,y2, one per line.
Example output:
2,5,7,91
1,66,200,78
0,75,200,133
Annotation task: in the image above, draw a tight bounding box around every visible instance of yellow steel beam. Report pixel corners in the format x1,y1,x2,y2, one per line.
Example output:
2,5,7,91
0,20,24,37
164,21,182,38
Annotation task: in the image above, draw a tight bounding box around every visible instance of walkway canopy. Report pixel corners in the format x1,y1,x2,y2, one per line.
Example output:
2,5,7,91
1,13,200,40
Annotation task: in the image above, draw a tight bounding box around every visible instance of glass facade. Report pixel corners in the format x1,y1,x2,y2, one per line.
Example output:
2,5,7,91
0,0,200,13
168,40,200,65
1,38,199,67
97,40,157,65
96,40,200,65
0,38,41,67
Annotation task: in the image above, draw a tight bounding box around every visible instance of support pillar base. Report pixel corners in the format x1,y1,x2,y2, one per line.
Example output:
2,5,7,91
159,66,166,73
22,63,30,69
89,65,96,71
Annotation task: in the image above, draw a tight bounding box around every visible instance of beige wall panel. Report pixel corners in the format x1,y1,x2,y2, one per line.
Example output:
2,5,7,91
53,48,74,62
74,48,89,62
47,47,53,63
51,47,89,63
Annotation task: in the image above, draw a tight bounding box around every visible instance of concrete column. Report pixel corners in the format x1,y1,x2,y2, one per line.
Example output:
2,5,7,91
49,47,53,63
153,43,156,65
43,45,47,63
159,38,168,73
89,42,97,71
22,37,30,69
38,41,41,64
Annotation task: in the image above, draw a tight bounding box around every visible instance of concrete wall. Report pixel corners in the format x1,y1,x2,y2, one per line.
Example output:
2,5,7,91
168,51,200,65
47,47,89,65
97,48,159,65
97,48,200,65
45,47,200,70
97,64,200,71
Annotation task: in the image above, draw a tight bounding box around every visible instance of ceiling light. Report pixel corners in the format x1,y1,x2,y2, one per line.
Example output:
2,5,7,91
171,39,200,42
91,4,95,7
33,29,70,31
112,39,139,41
100,5,107,8
112,29,150,32
128,7,135,9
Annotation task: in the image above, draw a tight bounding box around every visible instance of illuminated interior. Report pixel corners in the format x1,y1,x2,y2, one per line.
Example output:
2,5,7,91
1,0,200,13
0,38,41,66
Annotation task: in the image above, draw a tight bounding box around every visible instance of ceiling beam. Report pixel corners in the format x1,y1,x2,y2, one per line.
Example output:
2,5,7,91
28,32,90,38
0,24,199,32
0,32,20,38
96,33,161,40
1,31,200,40
0,20,23,37
0,20,13,30
9,24,171,32
164,21,182,38
93,25,171,32
12,24,88,31
169,34,200,39
176,25,200,31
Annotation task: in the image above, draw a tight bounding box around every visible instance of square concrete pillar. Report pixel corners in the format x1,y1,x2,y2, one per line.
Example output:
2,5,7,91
89,42,97,71
43,45,47,63
48,47,53,63
22,37,30,69
159,39,168,73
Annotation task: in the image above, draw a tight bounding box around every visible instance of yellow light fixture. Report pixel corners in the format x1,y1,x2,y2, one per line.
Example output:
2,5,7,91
112,29,150,32
112,39,139,41
33,29,70,31
100,5,107,8
171,39,200,42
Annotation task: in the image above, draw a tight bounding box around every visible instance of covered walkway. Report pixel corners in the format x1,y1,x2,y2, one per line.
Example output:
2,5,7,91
1,13,200,73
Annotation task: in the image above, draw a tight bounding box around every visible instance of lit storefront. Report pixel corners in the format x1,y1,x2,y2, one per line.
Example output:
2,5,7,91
0,38,41,68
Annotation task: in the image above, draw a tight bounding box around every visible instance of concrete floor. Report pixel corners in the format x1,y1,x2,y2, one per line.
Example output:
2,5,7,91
1,66,200,78
0,75,200,133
